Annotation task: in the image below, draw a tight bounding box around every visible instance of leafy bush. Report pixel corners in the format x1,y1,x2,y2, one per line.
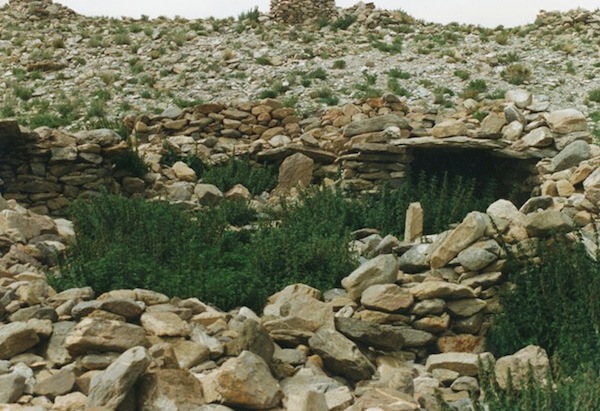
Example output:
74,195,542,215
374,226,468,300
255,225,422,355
501,64,532,85
27,112,71,129
387,79,411,97
388,68,411,79
486,238,600,374
52,190,357,311
255,55,273,66
461,79,488,99
202,156,278,196
588,88,600,103
371,35,403,54
251,188,360,293
472,362,600,411
332,60,347,69
361,172,497,235
160,147,205,177
454,69,471,81
312,87,339,106
331,14,357,31
238,7,260,22
113,149,149,178
52,195,255,309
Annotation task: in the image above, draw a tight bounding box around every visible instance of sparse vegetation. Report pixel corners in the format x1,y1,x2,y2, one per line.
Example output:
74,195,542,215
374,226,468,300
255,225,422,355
501,64,532,85
312,87,339,106
588,88,600,103
332,59,347,69
255,55,273,66
331,14,357,31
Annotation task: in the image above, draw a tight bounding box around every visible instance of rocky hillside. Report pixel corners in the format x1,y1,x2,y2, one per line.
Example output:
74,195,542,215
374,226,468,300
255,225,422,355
1,0,600,134
1,1,600,410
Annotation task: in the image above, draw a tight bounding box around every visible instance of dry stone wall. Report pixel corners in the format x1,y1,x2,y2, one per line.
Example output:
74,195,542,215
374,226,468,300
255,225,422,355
1,91,600,408
0,89,594,216
270,0,337,24
0,121,137,216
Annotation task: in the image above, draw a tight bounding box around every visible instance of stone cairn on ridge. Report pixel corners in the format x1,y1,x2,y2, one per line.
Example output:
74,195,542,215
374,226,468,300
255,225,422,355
270,0,337,24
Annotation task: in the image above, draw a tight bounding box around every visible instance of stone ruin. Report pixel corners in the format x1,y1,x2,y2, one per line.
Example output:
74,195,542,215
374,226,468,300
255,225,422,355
270,0,337,24
0,93,599,408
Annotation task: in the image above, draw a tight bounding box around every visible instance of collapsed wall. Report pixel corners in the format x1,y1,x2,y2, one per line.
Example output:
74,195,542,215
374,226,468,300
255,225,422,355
0,93,600,408
0,90,593,216
0,121,139,216
270,0,337,24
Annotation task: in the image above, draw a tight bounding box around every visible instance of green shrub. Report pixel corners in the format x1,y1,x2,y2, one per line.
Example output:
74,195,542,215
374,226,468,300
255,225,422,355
113,149,149,178
498,51,520,64
255,55,273,65
387,78,411,97
251,188,360,293
361,172,497,235
27,112,70,129
331,14,357,31
371,35,403,54
113,32,131,45
12,84,33,101
588,88,600,103
307,67,328,80
464,79,488,95
202,156,278,196
501,64,532,85
312,88,339,106
473,110,490,122
387,68,411,79
487,88,507,100
52,195,257,309
52,190,357,311
472,361,600,411
332,60,347,69
238,7,259,22
258,89,278,99
487,238,600,374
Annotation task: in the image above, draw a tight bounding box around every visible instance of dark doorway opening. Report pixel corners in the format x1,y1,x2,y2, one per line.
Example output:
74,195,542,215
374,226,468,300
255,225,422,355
408,147,538,207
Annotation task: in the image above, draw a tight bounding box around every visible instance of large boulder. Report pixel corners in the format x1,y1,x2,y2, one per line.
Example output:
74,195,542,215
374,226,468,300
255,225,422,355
398,243,432,274
522,209,574,237
75,129,122,146
426,352,494,377
546,109,587,134
140,311,191,337
65,317,149,355
274,153,314,193
202,350,282,409
432,120,468,138
335,317,405,351
139,369,206,410
548,140,590,173
360,283,414,312
87,346,151,409
409,281,476,300
308,328,376,382
583,167,600,205
0,373,26,403
495,345,550,390
429,212,488,269
172,161,198,182
0,322,40,360
341,254,398,301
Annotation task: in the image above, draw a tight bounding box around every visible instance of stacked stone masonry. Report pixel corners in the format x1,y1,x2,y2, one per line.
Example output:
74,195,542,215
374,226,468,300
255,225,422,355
270,0,337,24
0,123,134,216
1,91,600,409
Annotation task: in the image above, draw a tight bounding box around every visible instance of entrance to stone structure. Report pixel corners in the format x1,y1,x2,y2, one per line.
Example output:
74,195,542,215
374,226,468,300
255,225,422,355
408,147,539,207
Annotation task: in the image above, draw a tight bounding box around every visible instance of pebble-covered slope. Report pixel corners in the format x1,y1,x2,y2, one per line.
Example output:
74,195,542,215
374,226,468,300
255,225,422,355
1,1,600,133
